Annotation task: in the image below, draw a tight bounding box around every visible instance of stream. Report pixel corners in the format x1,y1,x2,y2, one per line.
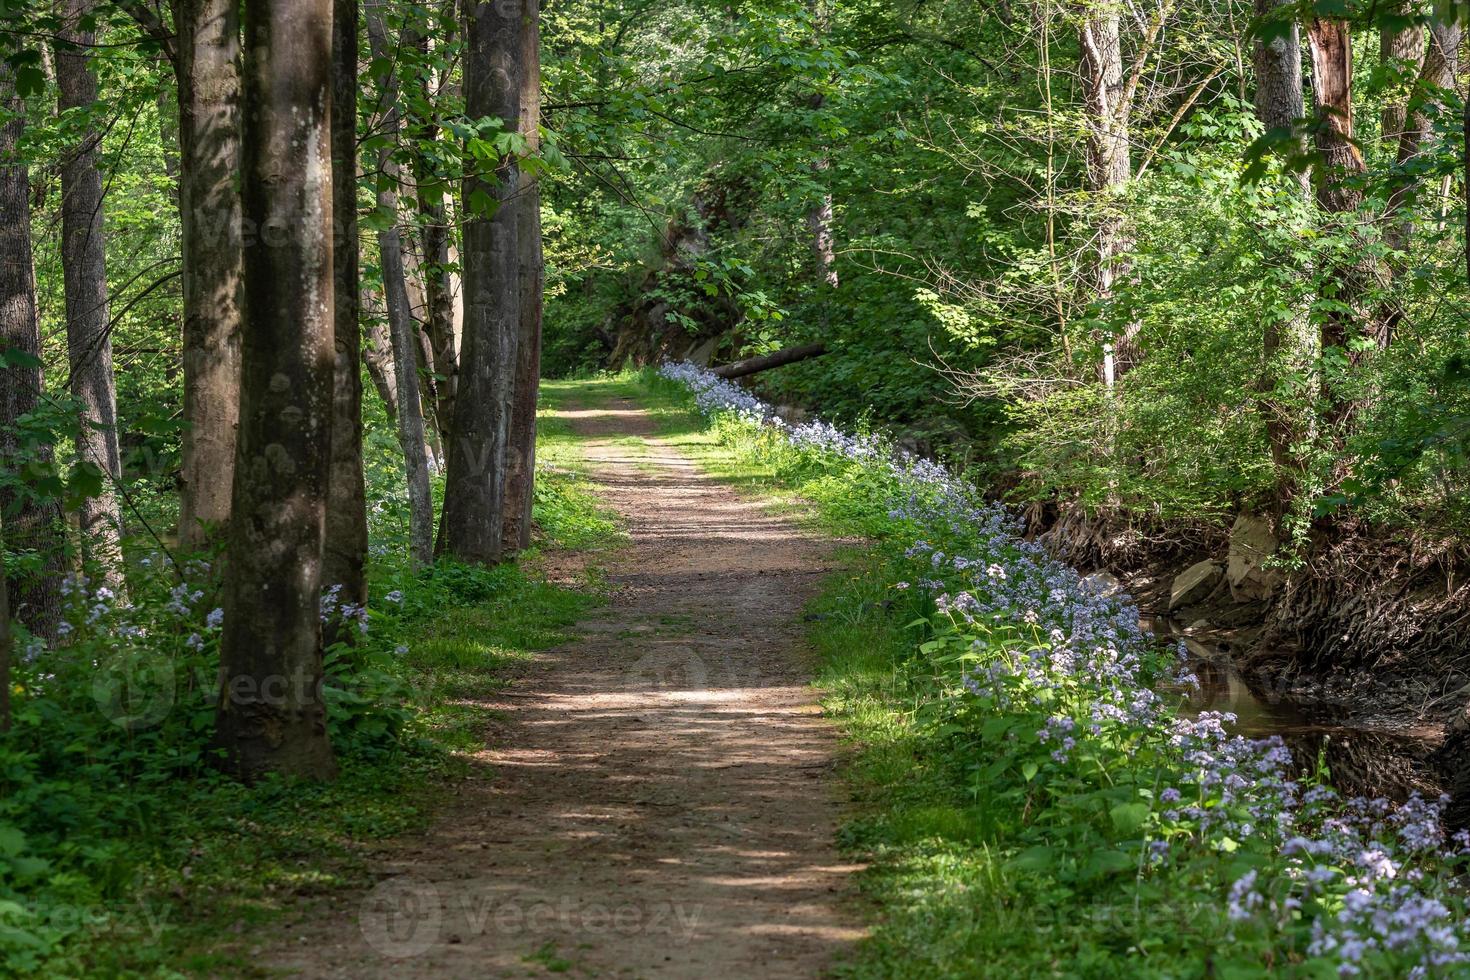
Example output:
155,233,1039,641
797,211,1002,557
1147,618,1445,802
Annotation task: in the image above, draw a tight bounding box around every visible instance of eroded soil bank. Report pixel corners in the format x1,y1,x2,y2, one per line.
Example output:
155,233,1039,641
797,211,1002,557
263,390,863,977
1038,505,1470,808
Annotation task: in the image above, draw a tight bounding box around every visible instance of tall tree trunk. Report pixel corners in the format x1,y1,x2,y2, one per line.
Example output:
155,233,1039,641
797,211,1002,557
361,298,401,420
215,0,337,782
1380,13,1429,154
0,64,65,637
804,0,838,289
173,0,245,555
1307,17,1375,414
412,4,463,436
368,7,436,566
501,0,542,554
323,0,369,617
55,0,126,590
439,0,523,566
156,72,179,202
806,155,839,288
1385,20,1461,253
410,24,460,443
1078,3,1136,382
1308,20,1367,217
1252,0,1315,528
398,238,446,456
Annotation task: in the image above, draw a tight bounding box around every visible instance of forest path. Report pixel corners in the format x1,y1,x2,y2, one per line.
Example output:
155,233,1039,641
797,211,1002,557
265,382,863,978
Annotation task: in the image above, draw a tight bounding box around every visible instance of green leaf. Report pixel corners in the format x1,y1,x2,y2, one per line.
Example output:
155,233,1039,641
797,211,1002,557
1109,801,1151,836
0,825,26,859
1006,845,1054,872
1083,849,1134,879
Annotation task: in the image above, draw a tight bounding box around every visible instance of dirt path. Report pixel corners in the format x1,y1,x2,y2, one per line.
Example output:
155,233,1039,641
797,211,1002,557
265,391,862,978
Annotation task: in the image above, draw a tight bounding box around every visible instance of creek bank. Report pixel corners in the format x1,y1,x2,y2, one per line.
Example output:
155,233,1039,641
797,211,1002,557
1035,502,1470,810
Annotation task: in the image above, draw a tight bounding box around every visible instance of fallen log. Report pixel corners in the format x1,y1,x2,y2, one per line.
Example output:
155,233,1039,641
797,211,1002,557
711,343,828,379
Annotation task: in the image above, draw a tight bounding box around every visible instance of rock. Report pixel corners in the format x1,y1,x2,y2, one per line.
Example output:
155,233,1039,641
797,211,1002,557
1187,618,1213,632
686,336,720,366
1081,570,1123,596
1226,514,1283,602
1169,560,1222,610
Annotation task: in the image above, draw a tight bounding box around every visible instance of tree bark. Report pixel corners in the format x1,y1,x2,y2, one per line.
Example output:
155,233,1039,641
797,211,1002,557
397,235,446,458
438,0,524,566
172,0,245,555
501,0,542,554
1252,0,1315,528
1078,2,1136,381
0,64,65,637
1385,20,1460,253
408,21,460,442
55,0,126,590
361,301,401,420
1252,0,1309,192
1380,12,1429,155
215,0,338,782
1308,20,1366,217
1307,18,1375,389
323,0,369,615
713,343,828,379
806,156,839,288
368,7,436,567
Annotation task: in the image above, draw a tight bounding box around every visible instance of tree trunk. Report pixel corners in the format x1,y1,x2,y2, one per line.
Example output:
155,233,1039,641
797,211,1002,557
361,301,401,420
806,158,839,289
1252,0,1309,193
215,0,338,782
398,236,445,456
55,0,126,590
501,0,542,554
323,0,369,616
438,0,524,566
0,64,65,638
1252,0,1315,528
407,20,460,443
1307,17,1375,400
1078,3,1136,381
367,8,436,567
1385,20,1460,253
1308,20,1366,217
173,0,245,555
1380,13,1428,155
156,72,179,201
713,343,828,379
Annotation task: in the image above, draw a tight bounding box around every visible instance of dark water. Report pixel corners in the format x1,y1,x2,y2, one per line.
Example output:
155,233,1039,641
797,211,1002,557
1147,619,1443,801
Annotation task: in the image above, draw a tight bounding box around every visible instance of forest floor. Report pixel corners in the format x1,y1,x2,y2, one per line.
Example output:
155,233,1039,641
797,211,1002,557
262,380,864,978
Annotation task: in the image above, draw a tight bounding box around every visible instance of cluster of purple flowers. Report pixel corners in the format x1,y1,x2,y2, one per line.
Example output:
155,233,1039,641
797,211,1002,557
660,359,1470,974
